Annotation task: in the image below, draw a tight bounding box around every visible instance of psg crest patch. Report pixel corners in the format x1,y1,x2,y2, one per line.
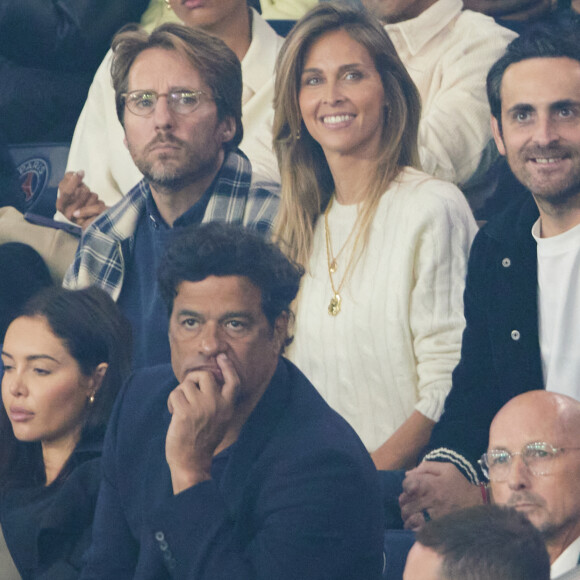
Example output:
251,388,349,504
9,142,70,217
17,157,50,205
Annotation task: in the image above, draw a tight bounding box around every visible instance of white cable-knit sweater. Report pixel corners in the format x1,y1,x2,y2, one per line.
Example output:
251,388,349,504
288,167,478,451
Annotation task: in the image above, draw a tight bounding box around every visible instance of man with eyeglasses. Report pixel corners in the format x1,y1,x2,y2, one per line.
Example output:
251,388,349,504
63,23,279,369
58,0,284,225
483,390,580,578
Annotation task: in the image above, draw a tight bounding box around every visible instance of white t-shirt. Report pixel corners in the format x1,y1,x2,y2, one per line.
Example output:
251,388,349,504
534,219,580,400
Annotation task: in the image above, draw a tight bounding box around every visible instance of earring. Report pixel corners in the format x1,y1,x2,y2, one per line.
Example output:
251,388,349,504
164,0,172,10
89,394,95,405
295,128,301,141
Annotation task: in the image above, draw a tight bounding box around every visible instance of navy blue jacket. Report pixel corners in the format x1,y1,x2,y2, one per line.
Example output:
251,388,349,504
0,0,149,142
1,436,102,579
425,195,544,481
81,358,384,580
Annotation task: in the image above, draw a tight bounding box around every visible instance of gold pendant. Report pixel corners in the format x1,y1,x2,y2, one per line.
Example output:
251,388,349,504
329,259,337,274
328,293,341,316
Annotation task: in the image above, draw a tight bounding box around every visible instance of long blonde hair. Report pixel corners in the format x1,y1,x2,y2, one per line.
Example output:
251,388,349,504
273,3,421,268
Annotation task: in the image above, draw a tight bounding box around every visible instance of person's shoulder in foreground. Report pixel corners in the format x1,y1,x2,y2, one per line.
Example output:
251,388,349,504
80,222,384,580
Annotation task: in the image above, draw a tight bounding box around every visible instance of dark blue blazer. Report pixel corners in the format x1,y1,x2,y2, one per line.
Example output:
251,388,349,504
81,358,384,579
1,436,102,580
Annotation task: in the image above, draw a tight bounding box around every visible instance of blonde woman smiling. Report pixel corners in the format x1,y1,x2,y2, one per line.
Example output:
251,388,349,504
274,4,477,470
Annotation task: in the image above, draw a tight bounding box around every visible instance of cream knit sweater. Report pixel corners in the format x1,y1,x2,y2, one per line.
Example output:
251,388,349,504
288,168,478,451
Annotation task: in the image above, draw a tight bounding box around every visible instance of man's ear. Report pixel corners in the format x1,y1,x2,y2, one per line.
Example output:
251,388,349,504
272,312,289,355
491,115,506,156
220,117,236,145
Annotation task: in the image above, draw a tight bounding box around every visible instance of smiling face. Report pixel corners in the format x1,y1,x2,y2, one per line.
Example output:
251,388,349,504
492,57,580,208
489,393,580,554
1,316,100,450
123,47,234,193
298,29,386,163
169,276,287,402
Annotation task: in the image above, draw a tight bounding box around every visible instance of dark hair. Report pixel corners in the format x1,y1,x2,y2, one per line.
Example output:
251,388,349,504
487,19,580,129
111,22,243,150
415,505,550,580
0,243,53,342
158,223,303,338
0,287,132,488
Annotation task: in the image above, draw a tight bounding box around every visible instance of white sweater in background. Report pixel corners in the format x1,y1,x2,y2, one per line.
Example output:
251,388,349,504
288,167,478,451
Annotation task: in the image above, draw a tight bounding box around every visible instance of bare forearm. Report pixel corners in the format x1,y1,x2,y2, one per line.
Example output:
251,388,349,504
371,410,435,471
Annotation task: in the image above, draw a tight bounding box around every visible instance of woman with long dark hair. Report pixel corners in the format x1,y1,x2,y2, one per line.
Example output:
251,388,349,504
0,286,131,579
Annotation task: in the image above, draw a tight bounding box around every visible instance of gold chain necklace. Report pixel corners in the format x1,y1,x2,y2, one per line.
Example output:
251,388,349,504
324,196,363,316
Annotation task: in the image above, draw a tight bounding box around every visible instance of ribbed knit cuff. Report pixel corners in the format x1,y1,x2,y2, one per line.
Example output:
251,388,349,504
423,447,480,485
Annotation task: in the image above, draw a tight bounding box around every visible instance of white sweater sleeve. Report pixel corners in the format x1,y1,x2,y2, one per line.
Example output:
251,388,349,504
408,180,479,420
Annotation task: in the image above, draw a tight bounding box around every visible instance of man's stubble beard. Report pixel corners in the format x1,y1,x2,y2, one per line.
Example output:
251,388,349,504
508,144,580,210
139,153,198,194
129,135,222,195
538,512,580,548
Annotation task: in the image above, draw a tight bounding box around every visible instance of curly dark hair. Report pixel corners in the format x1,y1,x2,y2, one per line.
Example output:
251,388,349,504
158,223,303,342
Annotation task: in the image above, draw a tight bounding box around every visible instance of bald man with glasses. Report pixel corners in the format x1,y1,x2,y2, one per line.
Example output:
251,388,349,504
485,390,580,579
